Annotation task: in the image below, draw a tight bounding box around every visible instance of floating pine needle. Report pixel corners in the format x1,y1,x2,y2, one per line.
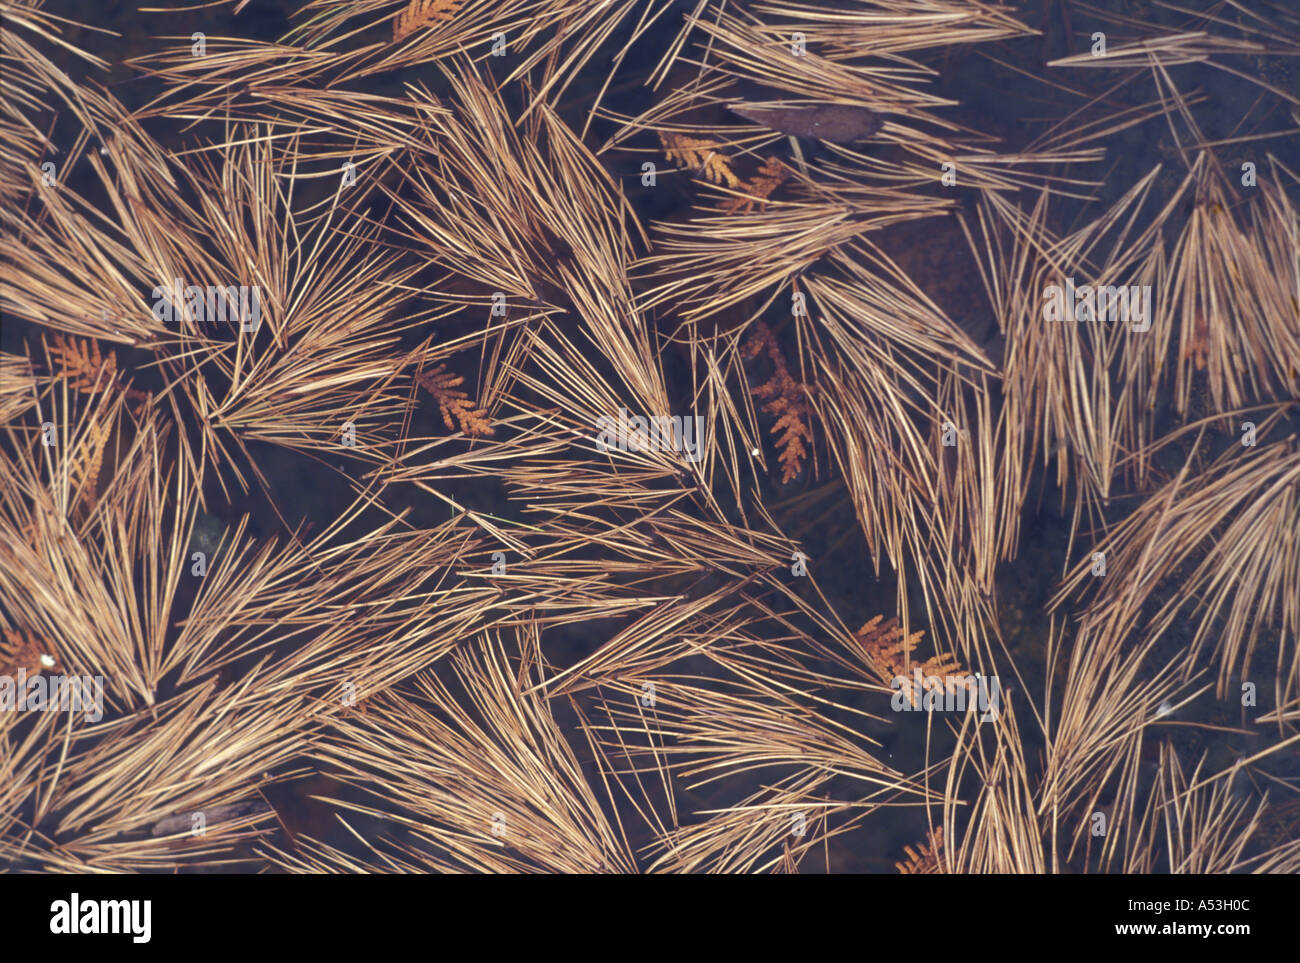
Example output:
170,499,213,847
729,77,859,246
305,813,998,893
416,365,495,437
393,0,463,42
744,322,814,484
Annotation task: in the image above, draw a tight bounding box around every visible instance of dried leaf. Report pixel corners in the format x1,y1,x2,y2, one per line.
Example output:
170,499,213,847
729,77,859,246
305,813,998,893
49,334,115,392
743,322,814,483
659,132,741,187
0,628,61,677
853,615,965,707
897,827,944,873
728,102,883,143
70,417,110,511
48,334,150,411
1183,315,1210,372
393,0,463,41
416,364,495,437
721,157,788,213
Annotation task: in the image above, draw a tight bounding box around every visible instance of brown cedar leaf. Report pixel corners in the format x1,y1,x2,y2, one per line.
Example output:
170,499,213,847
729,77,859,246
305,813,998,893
659,132,741,187
416,364,495,437
853,615,965,708
743,322,814,483
896,827,944,873
393,0,463,42
48,334,151,411
0,628,62,677
721,157,788,213
70,417,110,511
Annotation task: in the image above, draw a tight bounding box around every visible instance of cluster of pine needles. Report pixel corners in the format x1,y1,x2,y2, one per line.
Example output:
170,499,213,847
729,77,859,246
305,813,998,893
1,0,1299,873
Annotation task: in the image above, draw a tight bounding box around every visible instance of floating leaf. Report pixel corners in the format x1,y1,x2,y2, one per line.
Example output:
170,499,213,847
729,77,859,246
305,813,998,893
393,0,463,42
720,157,788,213
728,102,883,143
416,364,495,437
659,132,741,186
743,322,814,483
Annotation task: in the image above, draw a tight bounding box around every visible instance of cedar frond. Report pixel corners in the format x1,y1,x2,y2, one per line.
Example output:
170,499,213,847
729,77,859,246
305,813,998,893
0,628,62,677
49,334,115,393
659,132,741,187
743,322,814,483
393,0,462,42
1182,314,1210,372
721,157,788,213
897,827,944,873
854,615,964,707
70,417,110,512
415,365,495,437
47,335,150,410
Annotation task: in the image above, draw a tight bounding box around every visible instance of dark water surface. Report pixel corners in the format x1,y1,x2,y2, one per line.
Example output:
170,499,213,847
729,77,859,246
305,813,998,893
9,0,1299,872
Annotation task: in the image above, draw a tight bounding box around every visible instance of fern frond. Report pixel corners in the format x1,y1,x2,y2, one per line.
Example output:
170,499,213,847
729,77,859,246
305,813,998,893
47,334,150,411
69,417,110,511
49,334,115,393
853,615,966,707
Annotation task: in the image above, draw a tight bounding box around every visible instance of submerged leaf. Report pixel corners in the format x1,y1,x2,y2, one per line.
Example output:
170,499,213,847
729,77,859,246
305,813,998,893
728,102,884,143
